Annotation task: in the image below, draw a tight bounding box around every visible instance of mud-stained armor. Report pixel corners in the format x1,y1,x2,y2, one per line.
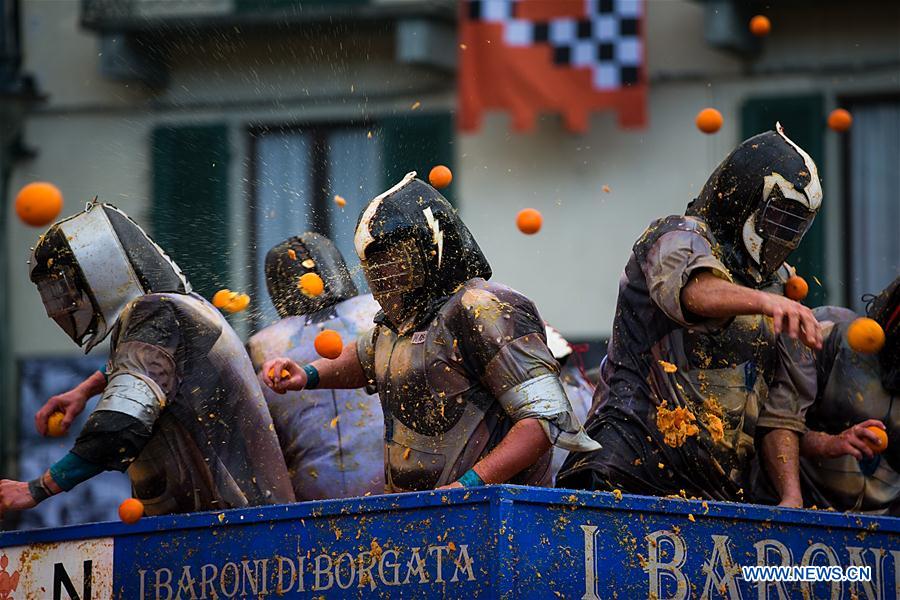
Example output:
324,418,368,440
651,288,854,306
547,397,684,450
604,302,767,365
248,295,385,499
30,203,294,515
358,278,595,491
354,174,597,492
558,126,822,501
796,303,900,514
249,233,385,500
111,293,295,514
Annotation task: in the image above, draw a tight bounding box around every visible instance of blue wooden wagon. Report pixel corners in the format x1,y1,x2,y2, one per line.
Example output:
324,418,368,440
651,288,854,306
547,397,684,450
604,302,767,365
1,485,897,598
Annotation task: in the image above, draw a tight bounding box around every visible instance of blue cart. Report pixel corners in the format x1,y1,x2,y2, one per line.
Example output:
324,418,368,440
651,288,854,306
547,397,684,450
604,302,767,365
0,485,897,598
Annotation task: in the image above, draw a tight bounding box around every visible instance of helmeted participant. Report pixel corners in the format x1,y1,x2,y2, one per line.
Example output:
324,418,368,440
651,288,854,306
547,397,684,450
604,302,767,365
545,325,595,484
558,124,823,506
795,277,900,514
247,234,384,500
261,173,598,492
0,202,294,517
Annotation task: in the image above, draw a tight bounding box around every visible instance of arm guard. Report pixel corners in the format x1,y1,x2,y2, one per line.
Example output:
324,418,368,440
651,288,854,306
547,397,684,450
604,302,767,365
95,371,165,427
497,374,601,452
71,372,163,471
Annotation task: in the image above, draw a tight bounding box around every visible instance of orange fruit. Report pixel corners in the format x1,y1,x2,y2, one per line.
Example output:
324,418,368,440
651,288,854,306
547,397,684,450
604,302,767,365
428,165,453,189
847,317,886,354
865,426,889,453
749,15,771,36
314,329,343,359
299,272,325,297
696,108,723,134
516,208,543,235
828,108,853,132
223,293,250,313
865,426,888,454
784,276,809,301
47,411,66,437
212,289,234,308
118,498,144,524
267,368,290,380
15,182,63,227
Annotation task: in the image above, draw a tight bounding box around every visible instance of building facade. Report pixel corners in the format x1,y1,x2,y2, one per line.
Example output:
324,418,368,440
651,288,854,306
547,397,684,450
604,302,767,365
1,0,898,527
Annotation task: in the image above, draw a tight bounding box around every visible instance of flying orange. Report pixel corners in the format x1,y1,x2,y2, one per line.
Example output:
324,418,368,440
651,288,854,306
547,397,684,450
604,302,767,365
784,276,809,302
429,165,453,189
516,208,543,235
224,293,250,313
299,272,325,297
828,108,853,132
212,289,234,308
749,15,771,36
847,317,885,354
696,108,723,134
15,182,63,227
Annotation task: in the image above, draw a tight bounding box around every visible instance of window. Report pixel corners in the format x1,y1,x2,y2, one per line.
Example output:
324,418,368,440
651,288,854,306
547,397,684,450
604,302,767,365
152,124,231,300
249,114,455,329
250,123,381,327
844,98,900,312
742,95,827,306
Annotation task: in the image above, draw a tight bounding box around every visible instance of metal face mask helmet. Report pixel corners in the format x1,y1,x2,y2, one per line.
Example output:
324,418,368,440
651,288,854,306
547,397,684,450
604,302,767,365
869,276,900,394
264,233,358,319
354,172,492,333
29,202,190,352
686,123,822,283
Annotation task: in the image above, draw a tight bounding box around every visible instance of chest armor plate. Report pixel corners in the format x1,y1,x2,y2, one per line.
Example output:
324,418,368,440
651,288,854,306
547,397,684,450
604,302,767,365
373,320,504,491
672,315,778,478
374,326,473,436
801,338,900,512
683,314,777,376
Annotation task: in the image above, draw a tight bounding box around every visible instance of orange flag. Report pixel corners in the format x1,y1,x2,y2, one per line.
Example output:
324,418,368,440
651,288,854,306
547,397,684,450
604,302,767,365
459,0,647,133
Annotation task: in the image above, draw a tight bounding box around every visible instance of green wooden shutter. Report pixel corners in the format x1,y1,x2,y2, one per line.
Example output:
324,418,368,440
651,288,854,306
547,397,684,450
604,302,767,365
151,124,230,300
380,112,456,204
741,95,827,305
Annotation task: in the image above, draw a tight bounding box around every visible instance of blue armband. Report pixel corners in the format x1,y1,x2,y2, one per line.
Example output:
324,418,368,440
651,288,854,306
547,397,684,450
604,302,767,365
48,452,104,491
458,468,485,488
303,364,320,390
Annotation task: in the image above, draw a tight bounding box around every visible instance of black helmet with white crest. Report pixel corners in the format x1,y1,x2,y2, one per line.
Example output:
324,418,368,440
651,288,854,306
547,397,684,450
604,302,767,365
686,123,822,285
29,201,190,352
353,172,491,333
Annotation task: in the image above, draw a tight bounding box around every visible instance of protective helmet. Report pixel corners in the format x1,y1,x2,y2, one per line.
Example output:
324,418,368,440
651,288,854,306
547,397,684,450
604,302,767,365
686,123,822,284
868,275,900,394
354,172,491,333
29,202,190,352
264,233,358,319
